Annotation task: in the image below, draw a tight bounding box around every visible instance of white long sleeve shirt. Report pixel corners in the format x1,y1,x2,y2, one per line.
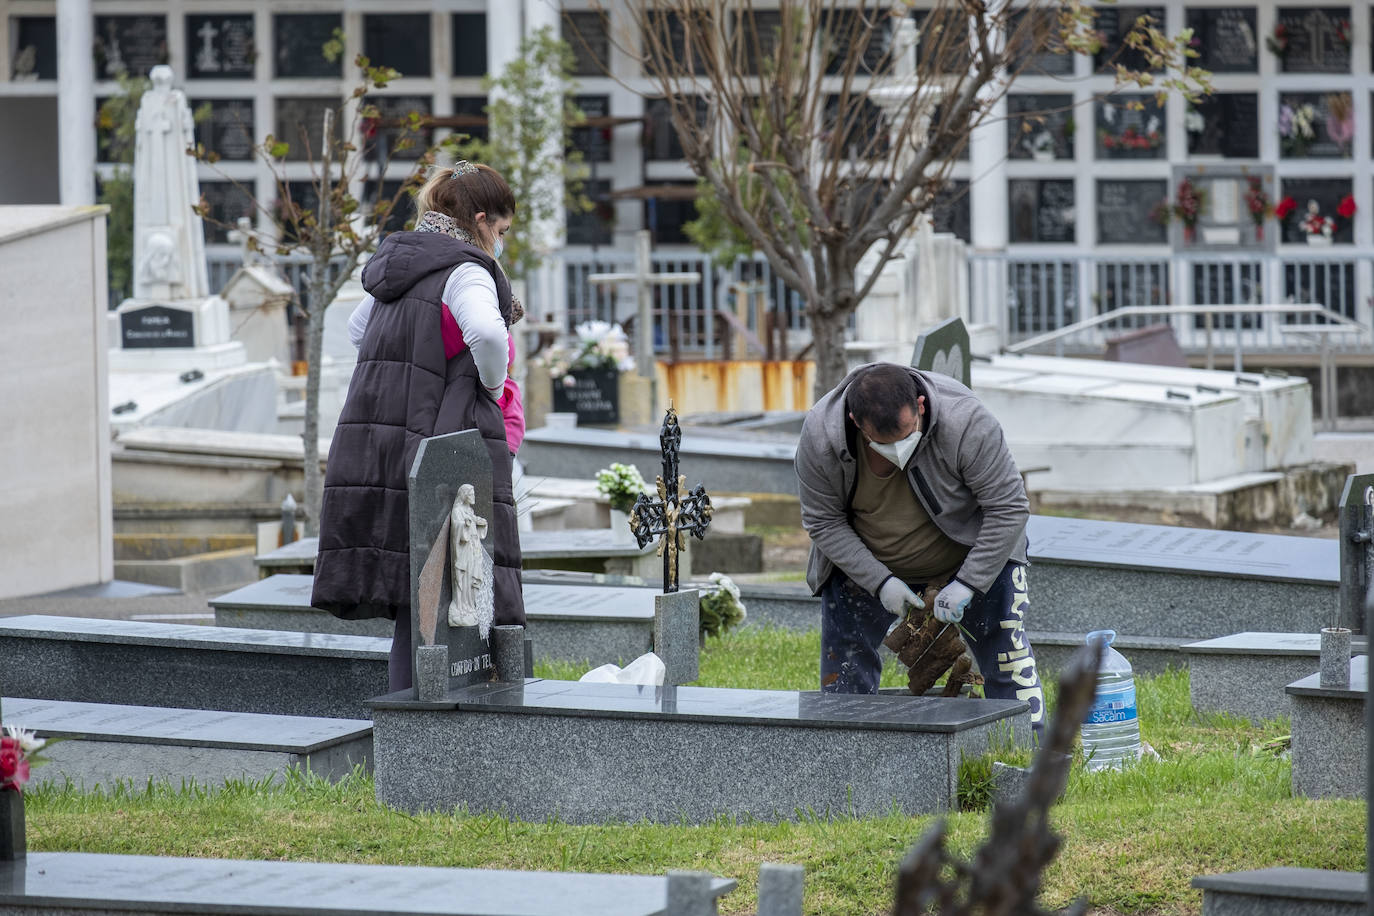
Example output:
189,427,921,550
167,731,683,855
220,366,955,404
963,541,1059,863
348,263,509,398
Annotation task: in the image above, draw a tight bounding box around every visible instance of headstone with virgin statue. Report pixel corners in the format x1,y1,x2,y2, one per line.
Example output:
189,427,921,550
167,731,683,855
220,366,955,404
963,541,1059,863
408,429,529,701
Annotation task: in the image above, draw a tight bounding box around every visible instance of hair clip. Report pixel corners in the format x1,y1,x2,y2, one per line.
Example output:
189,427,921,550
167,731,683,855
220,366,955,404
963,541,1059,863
451,160,479,179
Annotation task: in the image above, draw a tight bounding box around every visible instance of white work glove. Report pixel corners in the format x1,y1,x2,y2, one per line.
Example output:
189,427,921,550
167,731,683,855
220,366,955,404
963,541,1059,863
933,580,974,624
878,576,925,618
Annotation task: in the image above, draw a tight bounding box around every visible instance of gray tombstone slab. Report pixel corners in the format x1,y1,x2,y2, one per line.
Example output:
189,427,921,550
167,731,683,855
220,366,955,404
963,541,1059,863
910,317,972,388
0,615,388,720
2,697,371,789
654,590,700,686
371,680,1031,822
1338,473,1374,633
0,852,736,916
1183,632,1367,724
409,430,497,695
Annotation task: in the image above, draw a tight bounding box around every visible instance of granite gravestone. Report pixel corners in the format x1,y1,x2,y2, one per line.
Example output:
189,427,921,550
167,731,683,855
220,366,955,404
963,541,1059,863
273,13,342,78
1006,94,1074,160
185,15,256,80
408,430,502,698
1338,473,1374,633
1187,93,1259,159
94,15,168,78
1274,7,1352,73
1097,179,1168,245
1184,7,1258,72
911,317,972,389
1092,5,1165,73
191,98,256,161
1008,179,1075,244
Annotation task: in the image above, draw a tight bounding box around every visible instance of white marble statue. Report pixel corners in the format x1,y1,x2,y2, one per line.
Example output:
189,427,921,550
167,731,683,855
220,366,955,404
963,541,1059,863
448,484,494,637
132,65,208,302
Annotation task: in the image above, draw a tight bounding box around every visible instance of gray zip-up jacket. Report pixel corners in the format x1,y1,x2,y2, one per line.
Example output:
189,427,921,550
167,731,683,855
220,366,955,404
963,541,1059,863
797,364,1028,597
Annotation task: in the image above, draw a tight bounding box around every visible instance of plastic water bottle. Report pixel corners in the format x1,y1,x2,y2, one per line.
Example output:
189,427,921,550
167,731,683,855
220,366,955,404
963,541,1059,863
1081,629,1142,772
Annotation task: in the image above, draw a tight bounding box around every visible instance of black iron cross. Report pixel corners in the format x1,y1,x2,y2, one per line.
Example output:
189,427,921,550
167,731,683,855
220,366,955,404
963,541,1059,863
629,407,713,593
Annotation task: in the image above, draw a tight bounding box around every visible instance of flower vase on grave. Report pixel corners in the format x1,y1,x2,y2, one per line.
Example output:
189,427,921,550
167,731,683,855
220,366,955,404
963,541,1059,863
0,790,24,861
1183,225,1196,244
1306,234,1333,246
609,508,634,544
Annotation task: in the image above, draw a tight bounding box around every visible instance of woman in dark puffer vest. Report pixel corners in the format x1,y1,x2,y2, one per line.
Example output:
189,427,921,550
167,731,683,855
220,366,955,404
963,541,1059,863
312,162,525,690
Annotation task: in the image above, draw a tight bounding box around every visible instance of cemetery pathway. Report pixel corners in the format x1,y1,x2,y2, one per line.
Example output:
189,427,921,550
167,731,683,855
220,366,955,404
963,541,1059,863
0,584,235,623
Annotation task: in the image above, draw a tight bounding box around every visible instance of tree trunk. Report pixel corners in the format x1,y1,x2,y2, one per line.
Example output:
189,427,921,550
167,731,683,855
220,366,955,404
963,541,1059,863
302,291,327,537
808,307,852,402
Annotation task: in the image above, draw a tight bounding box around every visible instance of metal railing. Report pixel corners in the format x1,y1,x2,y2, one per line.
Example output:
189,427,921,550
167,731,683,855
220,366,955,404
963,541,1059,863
970,250,1374,356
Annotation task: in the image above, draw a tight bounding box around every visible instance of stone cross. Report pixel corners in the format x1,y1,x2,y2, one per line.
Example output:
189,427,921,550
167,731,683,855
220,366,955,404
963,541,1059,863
1339,472,1374,633
629,407,713,593
195,20,221,73
586,230,701,379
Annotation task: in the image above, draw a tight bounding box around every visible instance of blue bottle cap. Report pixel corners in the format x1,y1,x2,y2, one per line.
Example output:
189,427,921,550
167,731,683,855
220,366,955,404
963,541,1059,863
1086,629,1117,647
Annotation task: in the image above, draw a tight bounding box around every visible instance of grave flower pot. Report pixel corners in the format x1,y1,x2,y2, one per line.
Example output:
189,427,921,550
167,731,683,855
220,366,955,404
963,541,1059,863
609,508,634,544
0,789,24,860
1306,234,1333,246
552,368,620,426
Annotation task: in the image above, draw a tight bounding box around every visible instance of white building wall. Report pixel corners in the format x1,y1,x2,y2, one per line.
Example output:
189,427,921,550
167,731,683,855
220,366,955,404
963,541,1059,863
0,206,112,599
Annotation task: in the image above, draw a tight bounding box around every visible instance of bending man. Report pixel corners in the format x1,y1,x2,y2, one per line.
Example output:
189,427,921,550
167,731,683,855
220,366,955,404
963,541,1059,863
795,362,1044,732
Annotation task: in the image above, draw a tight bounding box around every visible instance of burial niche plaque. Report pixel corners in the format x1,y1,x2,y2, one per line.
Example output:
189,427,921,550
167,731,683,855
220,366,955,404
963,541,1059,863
1009,179,1075,244
1274,7,1352,73
121,305,194,349
1096,95,1166,160
1094,6,1166,72
1008,94,1074,161
273,13,342,79
12,17,57,81
1185,7,1259,72
94,15,168,78
1278,92,1354,159
1187,93,1259,158
1097,180,1168,245
191,99,255,161
186,15,256,80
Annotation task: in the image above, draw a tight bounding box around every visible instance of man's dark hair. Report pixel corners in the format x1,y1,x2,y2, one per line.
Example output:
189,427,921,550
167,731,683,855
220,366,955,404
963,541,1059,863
846,364,919,436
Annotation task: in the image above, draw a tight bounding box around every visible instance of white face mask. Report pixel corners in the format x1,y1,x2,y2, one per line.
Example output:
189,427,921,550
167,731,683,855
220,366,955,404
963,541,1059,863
869,428,922,469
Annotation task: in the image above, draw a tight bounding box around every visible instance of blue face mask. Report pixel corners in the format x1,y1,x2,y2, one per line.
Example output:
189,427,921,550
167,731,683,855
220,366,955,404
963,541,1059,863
493,237,504,260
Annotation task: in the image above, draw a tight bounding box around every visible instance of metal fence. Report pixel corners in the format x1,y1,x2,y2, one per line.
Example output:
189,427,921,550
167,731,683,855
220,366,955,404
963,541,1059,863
208,245,1373,363
970,250,1374,356
560,250,810,359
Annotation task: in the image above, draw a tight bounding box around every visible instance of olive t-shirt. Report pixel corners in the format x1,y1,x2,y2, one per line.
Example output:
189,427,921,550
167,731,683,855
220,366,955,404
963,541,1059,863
852,447,969,583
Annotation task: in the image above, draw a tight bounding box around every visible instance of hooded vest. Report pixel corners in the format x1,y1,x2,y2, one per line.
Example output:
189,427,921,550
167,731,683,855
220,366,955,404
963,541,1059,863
311,231,524,626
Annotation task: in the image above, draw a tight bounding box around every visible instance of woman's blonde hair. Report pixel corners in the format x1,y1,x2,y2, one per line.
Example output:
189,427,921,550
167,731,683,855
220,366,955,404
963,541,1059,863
413,162,516,238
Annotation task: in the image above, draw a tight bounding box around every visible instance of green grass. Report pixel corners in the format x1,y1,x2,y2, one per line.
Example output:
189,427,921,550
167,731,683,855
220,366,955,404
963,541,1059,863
22,627,1366,916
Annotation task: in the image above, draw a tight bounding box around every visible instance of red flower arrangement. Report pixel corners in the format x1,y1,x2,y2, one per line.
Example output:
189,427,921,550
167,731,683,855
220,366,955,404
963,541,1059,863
1336,18,1353,50
1275,195,1298,221
1338,194,1357,220
1098,127,1162,151
1244,177,1272,240
1299,200,1336,239
1266,23,1289,57
0,728,47,793
1172,178,1207,243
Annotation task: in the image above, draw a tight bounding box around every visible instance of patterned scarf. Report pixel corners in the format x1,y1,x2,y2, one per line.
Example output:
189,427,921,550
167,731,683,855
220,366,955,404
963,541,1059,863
415,211,523,324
